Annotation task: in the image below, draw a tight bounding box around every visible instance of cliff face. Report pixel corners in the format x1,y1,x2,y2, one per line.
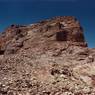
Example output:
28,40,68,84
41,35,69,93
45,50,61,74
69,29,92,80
0,16,95,95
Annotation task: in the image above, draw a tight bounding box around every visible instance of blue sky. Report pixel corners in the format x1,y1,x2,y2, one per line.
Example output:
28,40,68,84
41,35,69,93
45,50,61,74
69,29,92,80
0,0,95,47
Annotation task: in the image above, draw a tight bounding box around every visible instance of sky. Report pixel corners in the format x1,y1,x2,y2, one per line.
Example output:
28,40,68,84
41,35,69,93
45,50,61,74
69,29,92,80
0,0,95,47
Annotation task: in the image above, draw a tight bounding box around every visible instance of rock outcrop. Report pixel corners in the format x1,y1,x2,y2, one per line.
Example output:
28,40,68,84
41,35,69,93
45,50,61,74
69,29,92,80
0,16,95,95
0,16,87,55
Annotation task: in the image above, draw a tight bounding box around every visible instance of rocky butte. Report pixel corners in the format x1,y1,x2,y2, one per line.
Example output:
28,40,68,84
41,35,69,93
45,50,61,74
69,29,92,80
0,16,95,95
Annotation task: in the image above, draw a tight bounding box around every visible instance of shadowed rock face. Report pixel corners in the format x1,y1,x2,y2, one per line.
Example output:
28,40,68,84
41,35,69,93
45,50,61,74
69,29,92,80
1,16,95,95
56,31,68,41
0,24,27,55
